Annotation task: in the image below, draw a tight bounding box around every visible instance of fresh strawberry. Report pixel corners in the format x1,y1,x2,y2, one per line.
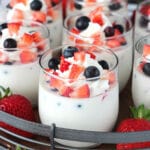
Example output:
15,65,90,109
106,39,121,48
142,44,150,57
8,22,22,35
69,84,90,98
0,86,36,138
69,64,84,80
59,86,73,97
69,28,80,41
74,51,85,63
140,5,150,16
20,50,37,63
50,76,64,90
32,11,47,23
59,56,71,72
9,0,27,8
116,104,150,150
11,9,24,20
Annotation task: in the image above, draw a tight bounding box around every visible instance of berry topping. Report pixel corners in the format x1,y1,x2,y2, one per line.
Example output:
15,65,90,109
113,24,124,33
30,0,43,11
0,23,8,31
143,63,150,76
109,2,121,11
104,26,115,37
59,56,71,72
98,60,109,69
139,16,149,28
140,4,150,16
3,38,17,48
84,66,100,79
74,0,83,10
63,46,78,58
75,16,90,31
48,58,60,70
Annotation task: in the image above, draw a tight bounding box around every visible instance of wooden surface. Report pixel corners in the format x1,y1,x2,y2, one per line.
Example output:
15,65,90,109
0,78,134,150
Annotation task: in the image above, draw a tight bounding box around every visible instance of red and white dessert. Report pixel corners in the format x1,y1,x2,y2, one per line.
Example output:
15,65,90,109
4,0,63,48
66,0,127,17
0,20,50,106
39,44,119,147
63,7,133,91
132,39,150,108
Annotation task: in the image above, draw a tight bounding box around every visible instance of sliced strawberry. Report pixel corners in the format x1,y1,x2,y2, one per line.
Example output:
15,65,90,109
12,9,24,20
69,84,90,98
50,76,64,90
74,51,85,63
142,44,150,57
59,86,73,97
9,0,27,7
114,28,122,36
18,33,34,48
140,5,150,16
20,50,37,63
75,38,86,45
69,64,84,80
137,61,145,72
86,51,96,59
32,11,47,23
108,71,116,84
8,22,22,35
106,39,121,48
59,56,71,72
69,28,80,41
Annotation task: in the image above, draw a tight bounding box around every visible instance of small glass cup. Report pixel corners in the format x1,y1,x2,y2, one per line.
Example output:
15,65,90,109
132,35,150,108
1,0,63,48
0,20,50,106
39,44,119,148
66,0,128,16
63,10,133,91
134,0,150,41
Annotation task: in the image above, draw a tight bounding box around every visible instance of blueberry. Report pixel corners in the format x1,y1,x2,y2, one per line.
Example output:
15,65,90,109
74,0,83,10
48,58,60,70
143,63,150,76
109,2,121,11
63,46,78,58
113,24,124,33
98,60,109,69
30,0,42,11
3,38,17,48
0,23,7,30
4,61,14,65
84,66,100,79
75,16,90,31
139,16,149,28
104,26,115,37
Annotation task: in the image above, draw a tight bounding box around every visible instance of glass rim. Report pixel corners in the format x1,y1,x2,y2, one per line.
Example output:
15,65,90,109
0,19,50,50
39,44,118,81
63,11,133,43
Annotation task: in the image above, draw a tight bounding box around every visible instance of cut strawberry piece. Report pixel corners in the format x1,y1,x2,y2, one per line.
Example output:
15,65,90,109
20,50,37,63
59,86,73,97
114,29,122,36
9,0,27,7
140,5,150,16
106,39,121,48
86,51,96,59
69,84,90,98
91,14,104,26
50,76,64,90
12,9,24,20
59,56,71,72
69,64,84,80
19,33,34,47
142,44,150,57
8,22,22,35
74,51,85,63
32,11,47,23
137,61,145,72
108,71,116,84
69,28,80,41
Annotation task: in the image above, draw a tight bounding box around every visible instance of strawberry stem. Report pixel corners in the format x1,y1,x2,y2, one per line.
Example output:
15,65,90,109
130,104,150,120
0,86,12,99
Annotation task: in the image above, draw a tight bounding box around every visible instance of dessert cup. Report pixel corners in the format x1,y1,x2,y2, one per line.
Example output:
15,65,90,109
63,10,133,91
66,0,128,16
132,35,150,108
0,20,50,106
134,0,150,42
39,44,119,148
1,0,63,48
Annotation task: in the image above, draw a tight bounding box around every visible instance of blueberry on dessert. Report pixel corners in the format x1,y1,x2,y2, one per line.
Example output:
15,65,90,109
98,60,109,69
143,63,150,76
84,66,100,79
109,1,122,11
30,0,43,11
48,58,60,70
0,23,8,36
75,16,90,31
63,46,78,58
3,38,17,49
139,16,149,28
74,0,83,10
104,26,115,37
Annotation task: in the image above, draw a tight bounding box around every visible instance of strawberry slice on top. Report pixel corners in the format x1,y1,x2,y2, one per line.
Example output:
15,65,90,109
8,22,22,35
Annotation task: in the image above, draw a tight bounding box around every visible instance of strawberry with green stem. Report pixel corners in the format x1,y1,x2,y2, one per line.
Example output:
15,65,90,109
116,104,150,150
0,86,36,138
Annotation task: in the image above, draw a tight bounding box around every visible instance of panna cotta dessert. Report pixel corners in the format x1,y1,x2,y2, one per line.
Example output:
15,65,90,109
66,0,127,16
132,35,150,108
63,8,133,91
134,0,150,41
0,20,50,106
3,0,63,48
39,44,119,148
